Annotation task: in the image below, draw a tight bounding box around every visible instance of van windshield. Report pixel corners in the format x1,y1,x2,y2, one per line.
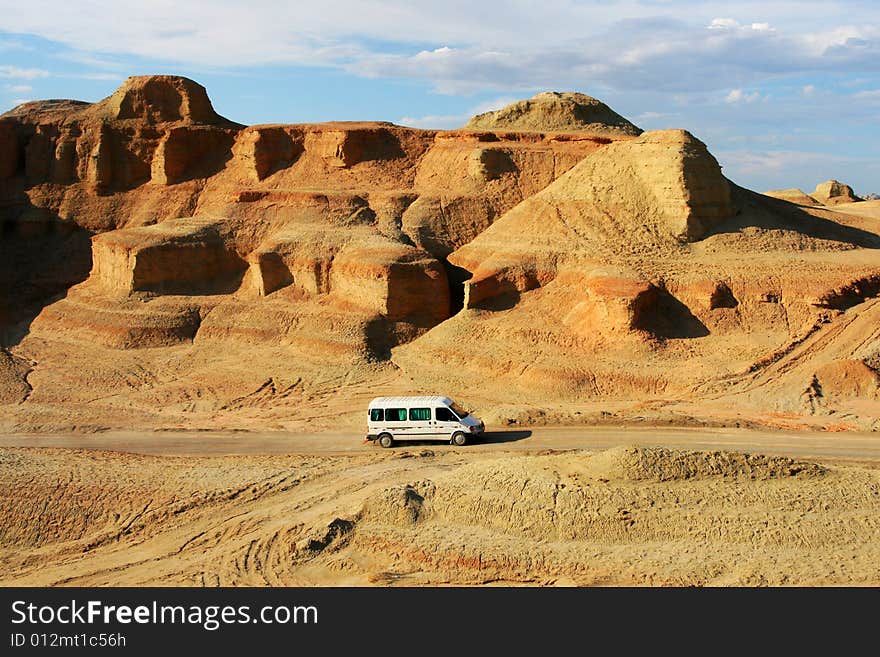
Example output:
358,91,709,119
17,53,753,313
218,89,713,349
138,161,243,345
450,402,469,419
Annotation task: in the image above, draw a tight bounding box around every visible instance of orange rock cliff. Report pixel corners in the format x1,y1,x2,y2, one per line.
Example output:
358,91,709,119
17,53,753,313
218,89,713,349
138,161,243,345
0,76,878,432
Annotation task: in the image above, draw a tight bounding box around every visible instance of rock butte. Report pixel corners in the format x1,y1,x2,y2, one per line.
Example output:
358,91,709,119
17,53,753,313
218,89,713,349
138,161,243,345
0,75,878,433
764,180,863,207
812,179,862,206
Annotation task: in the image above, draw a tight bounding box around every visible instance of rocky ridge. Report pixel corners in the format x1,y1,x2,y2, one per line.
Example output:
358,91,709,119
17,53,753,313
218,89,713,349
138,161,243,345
1,76,878,432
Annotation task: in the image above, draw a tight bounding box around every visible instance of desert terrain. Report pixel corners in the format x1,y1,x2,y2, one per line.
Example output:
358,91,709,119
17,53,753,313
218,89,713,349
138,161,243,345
1,77,878,587
0,78,877,434
1,428,879,586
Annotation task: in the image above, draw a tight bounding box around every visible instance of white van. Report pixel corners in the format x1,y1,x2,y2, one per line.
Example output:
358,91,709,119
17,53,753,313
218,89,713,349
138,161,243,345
366,396,485,447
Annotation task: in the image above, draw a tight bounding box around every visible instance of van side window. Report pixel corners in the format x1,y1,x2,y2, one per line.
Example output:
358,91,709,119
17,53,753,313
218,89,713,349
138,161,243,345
409,408,431,421
370,408,384,422
386,408,407,422
435,407,457,422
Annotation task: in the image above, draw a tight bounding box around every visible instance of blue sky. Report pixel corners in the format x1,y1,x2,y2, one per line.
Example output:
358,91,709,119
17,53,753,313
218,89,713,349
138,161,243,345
1,0,878,195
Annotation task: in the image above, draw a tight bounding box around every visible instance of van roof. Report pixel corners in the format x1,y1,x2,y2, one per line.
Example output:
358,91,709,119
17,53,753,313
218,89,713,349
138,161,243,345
369,396,453,407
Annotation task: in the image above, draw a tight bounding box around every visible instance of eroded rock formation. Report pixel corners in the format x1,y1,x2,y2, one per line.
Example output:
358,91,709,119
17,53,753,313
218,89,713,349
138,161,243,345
1,76,878,432
765,180,863,207
465,91,642,136
812,179,862,205
763,188,820,206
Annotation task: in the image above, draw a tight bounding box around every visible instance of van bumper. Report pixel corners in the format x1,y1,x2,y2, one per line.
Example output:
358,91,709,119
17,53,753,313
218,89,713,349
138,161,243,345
365,434,378,441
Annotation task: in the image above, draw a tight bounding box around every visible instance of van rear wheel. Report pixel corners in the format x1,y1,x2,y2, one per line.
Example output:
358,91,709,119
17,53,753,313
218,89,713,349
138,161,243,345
378,433,394,448
451,432,468,446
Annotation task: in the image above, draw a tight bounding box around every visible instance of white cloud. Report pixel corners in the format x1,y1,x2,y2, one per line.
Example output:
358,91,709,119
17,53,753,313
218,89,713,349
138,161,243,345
0,65,49,79
416,46,452,59
725,88,761,103
708,18,740,30
802,84,816,96
0,1,874,105
0,2,875,94
801,26,875,56
707,18,773,33
345,15,880,95
4,83,32,92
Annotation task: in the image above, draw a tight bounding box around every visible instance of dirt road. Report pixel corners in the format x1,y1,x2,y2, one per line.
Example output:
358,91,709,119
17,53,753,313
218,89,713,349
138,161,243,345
0,425,878,463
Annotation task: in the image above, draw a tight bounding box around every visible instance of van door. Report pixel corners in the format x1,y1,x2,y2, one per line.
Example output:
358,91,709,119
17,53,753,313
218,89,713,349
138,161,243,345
368,407,384,438
434,406,461,440
408,407,434,439
384,407,408,438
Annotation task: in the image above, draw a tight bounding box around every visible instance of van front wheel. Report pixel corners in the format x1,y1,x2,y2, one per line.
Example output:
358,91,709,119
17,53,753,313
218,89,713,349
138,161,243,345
378,433,394,448
451,432,468,446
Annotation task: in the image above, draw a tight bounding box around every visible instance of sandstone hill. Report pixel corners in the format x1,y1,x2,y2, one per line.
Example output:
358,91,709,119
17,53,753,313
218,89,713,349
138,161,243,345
762,188,820,206
0,76,878,433
764,180,863,207
464,92,642,135
812,180,862,205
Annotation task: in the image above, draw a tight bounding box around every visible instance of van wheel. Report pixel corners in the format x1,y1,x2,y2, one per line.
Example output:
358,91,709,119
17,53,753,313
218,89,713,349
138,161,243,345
451,432,468,446
378,433,394,448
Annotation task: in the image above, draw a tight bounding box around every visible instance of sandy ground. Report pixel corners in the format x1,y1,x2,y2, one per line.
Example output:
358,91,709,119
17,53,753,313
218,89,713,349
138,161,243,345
831,199,880,219
1,427,879,587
